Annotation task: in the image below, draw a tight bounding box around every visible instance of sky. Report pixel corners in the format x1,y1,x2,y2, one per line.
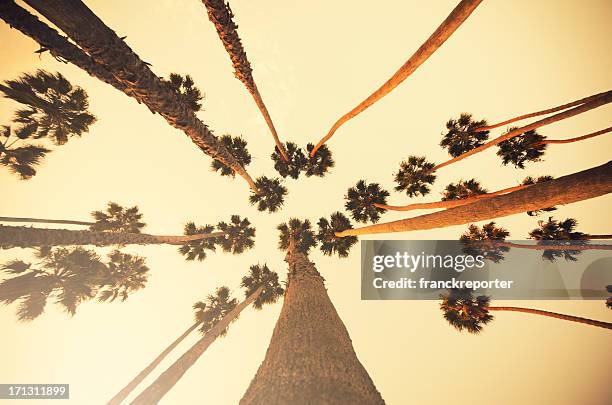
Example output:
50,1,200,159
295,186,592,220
1,0,611,404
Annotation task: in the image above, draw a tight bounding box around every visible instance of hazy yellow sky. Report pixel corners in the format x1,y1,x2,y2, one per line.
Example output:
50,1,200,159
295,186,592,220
1,0,611,404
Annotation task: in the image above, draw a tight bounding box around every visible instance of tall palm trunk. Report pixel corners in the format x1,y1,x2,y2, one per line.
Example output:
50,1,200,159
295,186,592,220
201,0,289,161
130,285,264,405
107,322,201,405
310,0,483,157
587,234,612,239
240,246,385,404
491,241,612,252
534,126,612,146
0,225,224,248
0,216,94,226
18,0,258,192
336,160,612,237
431,92,612,171
487,307,612,330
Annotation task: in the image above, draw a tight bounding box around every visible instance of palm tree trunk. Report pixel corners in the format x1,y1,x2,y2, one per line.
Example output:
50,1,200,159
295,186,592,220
240,245,385,404
310,0,483,157
431,92,612,171
474,91,610,132
0,225,224,248
487,307,612,330
130,285,264,405
493,241,612,252
535,126,612,145
586,234,612,239
336,160,612,237
107,322,201,405
20,0,258,192
0,216,95,226
201,0,289,161
375,184,527,211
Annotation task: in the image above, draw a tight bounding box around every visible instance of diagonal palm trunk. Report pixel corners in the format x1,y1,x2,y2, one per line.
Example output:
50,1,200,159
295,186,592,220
16,0,258,192
534,126,612,146
130,285,264,405
201,0,289,161
336,160,612,237
240,245,385,404
486,307,612,330
107,322,201,405
310,0,483,157
0,225,224,248
0,216,94,226
431,92,612,171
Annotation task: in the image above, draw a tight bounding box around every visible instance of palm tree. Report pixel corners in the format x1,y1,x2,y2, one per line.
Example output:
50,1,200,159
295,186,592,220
310,0,484,156
240,225,385,404
460,222,510,263
305,143,334,177
441,179,488,201
131,265,284,405
271,142,307,179
249,176,288,213
532,126,611,146
7,0,258,191
440,113,489,157
178,223,218,262
0,125,51,179
335,161,612,237
317,212,358,258
96,250,149,303
440,288,612,332
162,73,203,112
394,155,437,197
179,215,254,261
345,180,390,224
211,134,251,177
522,176,556,216
0,70,96,145
90,202,146,233
496,128,547,168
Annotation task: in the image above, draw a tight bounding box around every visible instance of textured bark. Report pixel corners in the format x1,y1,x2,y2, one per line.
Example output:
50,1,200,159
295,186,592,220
432,92,612,171
22,0,258,191
240,247,385,405
0,225,224,248
337,161,612,237
201,0,289,161
311,0,483,156
536,126,612,145
107,322,200,405
474,91,611,132
131,286,264,405
487,307,612,330
0,216,94,226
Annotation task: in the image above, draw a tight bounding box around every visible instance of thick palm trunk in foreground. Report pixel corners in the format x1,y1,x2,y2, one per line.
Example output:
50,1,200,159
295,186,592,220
201,0,288,161
107,322,201,405
240,247,384,404
0,216,94,226
337,160,612,237
311,0,483,156
487,307,612,330
0,225,224,248
20,0,258,191
130,285,264,405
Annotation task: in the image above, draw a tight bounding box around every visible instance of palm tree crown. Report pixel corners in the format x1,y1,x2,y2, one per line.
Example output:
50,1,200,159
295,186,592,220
241,264,284,310
529,217,587,262
163,73,203,112
496,128,547,168
277,218,317,254
317,212,358,258
441,178,488,201
193,286,238,335
440,113,490,157
394,155,437,197
0,70,96,145
305,143,334,177
521,176,556,216
439,288,494,334
272,142,307,179
211,134,251,177
178,222,217,261
345,180,389,223
1,125,50,179
96,250,149,302
90,202,146,233
216,215,256,254
249,176,287,213
460,222,510,263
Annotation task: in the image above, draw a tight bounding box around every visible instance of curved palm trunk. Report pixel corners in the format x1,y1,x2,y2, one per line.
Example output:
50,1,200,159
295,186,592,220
474,91,610,132
20,0,258,192
130,285,264,405
107,322,201,405
431,92,612,171
240,246,384,404
487,307,612,330
0,216,94,226
310,0,483,157
336,160,612,237
375,184,527,211
201,0,289,161
535,126,612,145
0,225,224,248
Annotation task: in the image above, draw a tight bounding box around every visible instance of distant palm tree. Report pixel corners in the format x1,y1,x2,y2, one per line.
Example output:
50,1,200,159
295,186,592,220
211,134,251,177
345,180,390,224
394,155,437,197
277,218,317,254
440,114,489,157
200,0,289,161
131,265,283,405
0,70,96,145
162,73,203,112
272,142,307,179
178,223,218,261
249,176,288,213
317,212,358,258
96,250,149,303
90,202,146,233
440,288,612,332
179,215,254,261
0,125,50,179
460,222,510,263
441,179,488,201
305,143,335,177
496,128,547,168
310,0,484,157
